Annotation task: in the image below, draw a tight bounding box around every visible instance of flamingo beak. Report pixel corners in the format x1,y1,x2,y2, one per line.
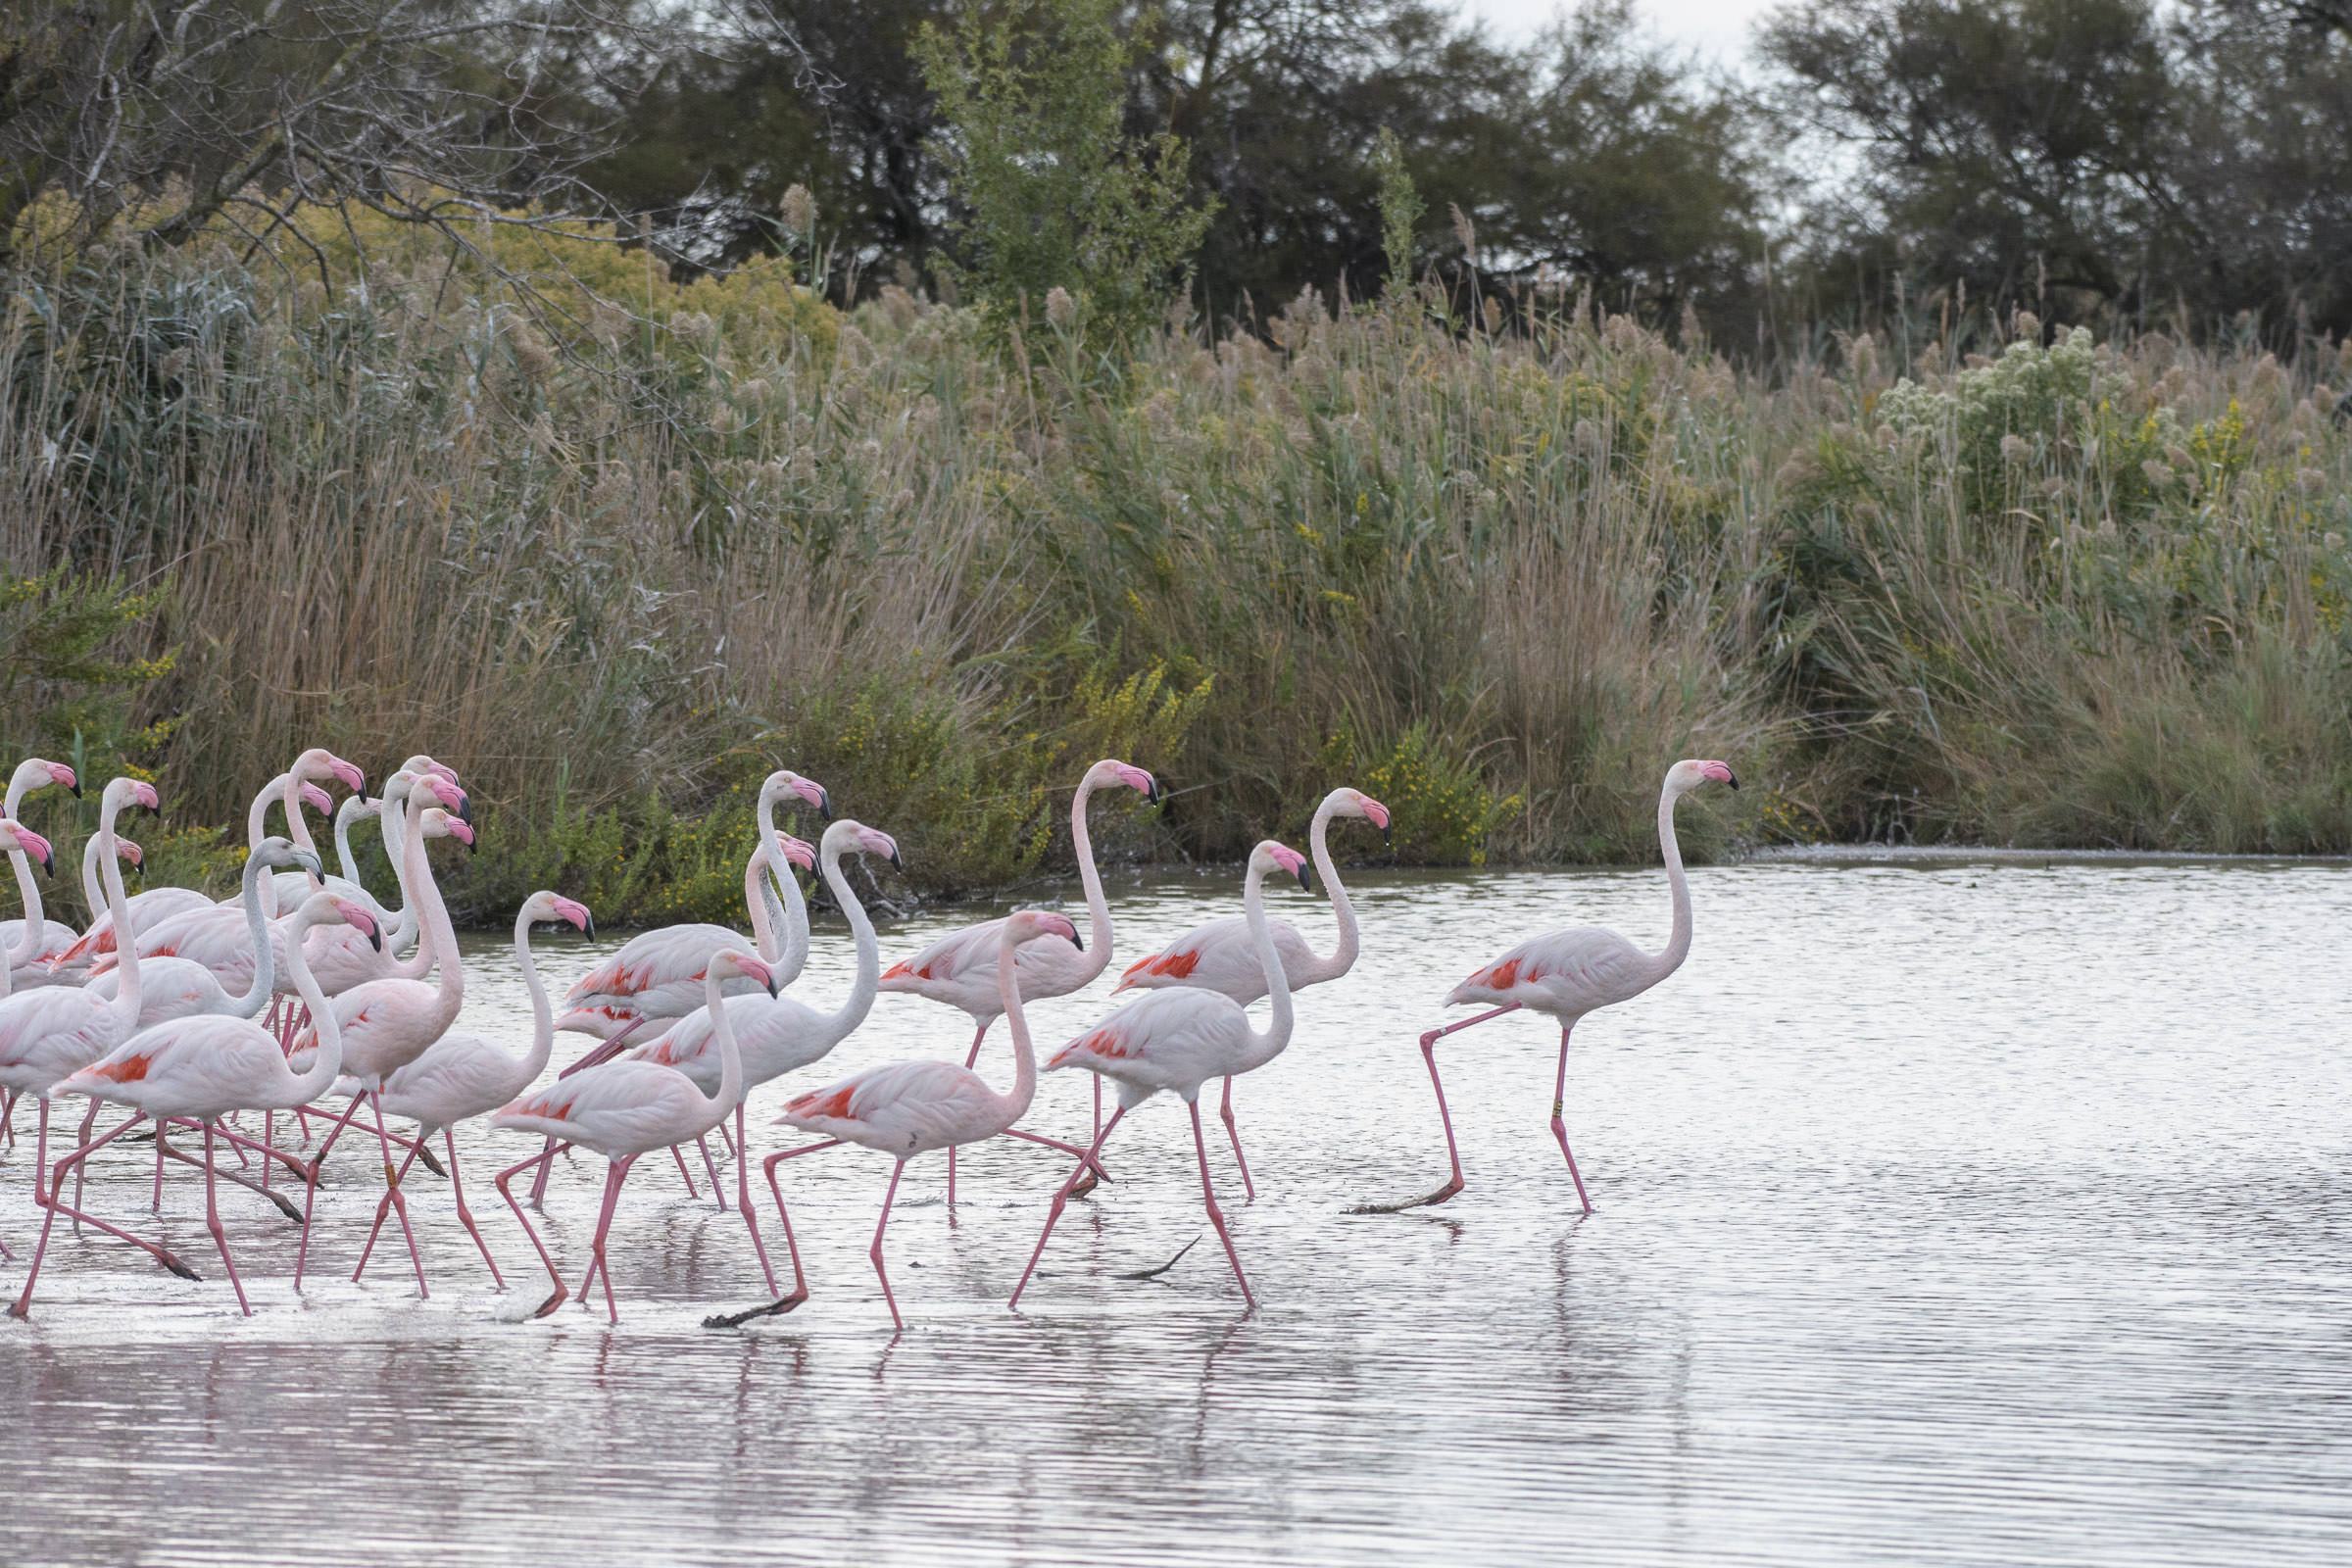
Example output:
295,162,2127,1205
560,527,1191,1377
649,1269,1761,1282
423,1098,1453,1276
1068,925,1084,953
293,848,324,879
812,784,833,820
1727,768,1740,790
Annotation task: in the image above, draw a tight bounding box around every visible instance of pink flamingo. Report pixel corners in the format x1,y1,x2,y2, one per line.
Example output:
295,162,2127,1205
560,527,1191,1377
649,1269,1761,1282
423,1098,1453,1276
12,892,374,1318
44,825,151,984
491,946,780,1324
1114,785,1389,1197
0,819,56,1230
282,770,470,1293
598,818,897,1310
878,758,1161,1201
761,908,1108,1332
1009,841,1313,1314
1371,758,1738,1214
554,770,830,1044
345,891,594,1290
0,757,78,985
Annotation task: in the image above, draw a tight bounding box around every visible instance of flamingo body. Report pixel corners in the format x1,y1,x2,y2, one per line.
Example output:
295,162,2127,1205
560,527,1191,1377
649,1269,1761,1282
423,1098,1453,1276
780,1058,1007,1155
1047,988,1249,1107
1445,925,1667,1019
61,1014,325,1121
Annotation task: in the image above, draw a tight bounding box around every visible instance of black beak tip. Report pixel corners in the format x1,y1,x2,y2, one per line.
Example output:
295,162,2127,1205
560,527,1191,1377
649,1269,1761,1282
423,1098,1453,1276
890,851,905,874
584,916,596,940
68,783,81,800
1070,930,1084,953
41,853,55,878
1728,770,1740,790
1297,868,1313,893
818,788,834,821
457,796,475,824
368,925,382,952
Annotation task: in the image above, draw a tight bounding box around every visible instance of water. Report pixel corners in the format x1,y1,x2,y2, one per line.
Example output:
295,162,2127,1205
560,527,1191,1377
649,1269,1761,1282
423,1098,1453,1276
3,855,2349,1565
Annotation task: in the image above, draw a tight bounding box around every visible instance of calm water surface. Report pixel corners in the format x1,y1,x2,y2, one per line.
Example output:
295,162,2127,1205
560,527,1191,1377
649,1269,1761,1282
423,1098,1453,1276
2,856,2348,1565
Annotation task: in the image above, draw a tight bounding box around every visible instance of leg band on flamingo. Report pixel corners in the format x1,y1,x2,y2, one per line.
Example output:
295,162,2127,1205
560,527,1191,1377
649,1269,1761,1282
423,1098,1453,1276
1349,1004,1520,1213
1008,1105,1126,1311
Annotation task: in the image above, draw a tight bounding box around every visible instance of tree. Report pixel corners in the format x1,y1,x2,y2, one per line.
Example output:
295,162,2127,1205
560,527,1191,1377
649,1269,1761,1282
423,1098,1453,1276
915,0,1213,342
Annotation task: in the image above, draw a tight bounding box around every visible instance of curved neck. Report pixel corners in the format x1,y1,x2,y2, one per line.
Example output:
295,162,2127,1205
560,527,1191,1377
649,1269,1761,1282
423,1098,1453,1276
79,832,111,930
401,788,465,1026
1239,861,1295,1071
1300,794,1358,984
816,845,880,1043
248,778,284,918
754,788,810,983
1650,783,1693,981
3,768,30,973
743,848,778,962
97,801,139,1016
282,913,342,1101
993,923,1038,1125
508,907,558,1087
1067,777,1113,983
333,802,366,885
282,769,320,866
699,963,744,1123
227,853,276,1018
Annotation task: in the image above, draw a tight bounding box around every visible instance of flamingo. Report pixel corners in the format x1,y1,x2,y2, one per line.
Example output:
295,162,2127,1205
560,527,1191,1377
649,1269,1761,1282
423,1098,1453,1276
755,909,1114,1332
554,770,830,1045
0,818,56,1212
1368,758,1738,1214
273,757,462,927
0,757,79,985
282,771,471,1293
343,890,594,1291
1114,785,1390,1196
37,830,148,986
1009,841,1313,1313
491,946,780,1324
878,758,1161,1200
53,772,331,974
0,782,158,1247
12,892,376,1318
602,818,901,1312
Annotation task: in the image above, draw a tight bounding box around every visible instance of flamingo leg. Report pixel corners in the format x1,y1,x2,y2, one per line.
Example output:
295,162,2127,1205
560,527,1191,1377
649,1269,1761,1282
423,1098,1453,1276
696,1134,726,1212
717,1118,737,1158
998,1127,1114,1184
368,1090,430,1297
670,1143,702,1200
494,1147,569,1316
947,1019,989,1209
151,1127,304,1223
2,1086,16,1150
576,1156,635,1325
706,1138,839,1326
11,1110,199,1318
354,1137,426,1282
153,1114,170,1210
1069,1075,1107,1197
870,1159,907,1333
68,1101,97,1230
1190,1099,1254,1308
1218,1076,1255,1201
445,1129,504,1288
731,1102,777,1297
531,1018,646,1205
1550,1022,1592,1214
295,1092,372,1288
202,1122,252,1316
1008,1104,1127,1311
1354,1004,1520,1212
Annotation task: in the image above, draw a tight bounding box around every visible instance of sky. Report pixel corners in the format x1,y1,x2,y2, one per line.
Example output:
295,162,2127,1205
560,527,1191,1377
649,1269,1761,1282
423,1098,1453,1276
1458,0,1783,65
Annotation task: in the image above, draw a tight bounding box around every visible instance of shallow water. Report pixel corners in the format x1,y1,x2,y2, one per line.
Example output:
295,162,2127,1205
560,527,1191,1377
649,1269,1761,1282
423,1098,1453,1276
3,856,2349,1566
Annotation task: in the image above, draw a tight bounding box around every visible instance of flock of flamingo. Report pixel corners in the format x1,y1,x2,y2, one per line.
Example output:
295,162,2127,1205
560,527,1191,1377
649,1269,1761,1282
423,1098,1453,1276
0,749,1737,1329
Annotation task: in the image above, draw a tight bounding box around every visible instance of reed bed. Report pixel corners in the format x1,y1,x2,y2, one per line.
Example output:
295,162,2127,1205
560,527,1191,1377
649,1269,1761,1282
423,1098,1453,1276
2,236,2347,923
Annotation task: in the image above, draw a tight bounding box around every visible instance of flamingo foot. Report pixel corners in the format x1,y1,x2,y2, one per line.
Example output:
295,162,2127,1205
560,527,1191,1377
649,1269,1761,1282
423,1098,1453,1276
530,1287,567,1319
702,1287,809,1330
1069,1172,1099,1199
1348,1177,1464,1214
416,1143,448,1179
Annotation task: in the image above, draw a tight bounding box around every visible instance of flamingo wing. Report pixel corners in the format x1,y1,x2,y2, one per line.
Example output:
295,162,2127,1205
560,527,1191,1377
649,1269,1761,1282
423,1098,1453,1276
778,1058,992,1152
563,923,739,1007
491,1059,713,1156
878,918,1004,990
0,987,122,1092
1446,925,1659,1014
368,1033,530,1125
1114,914,1319,1004
62,1016,286,1117
1046,988,1245,1098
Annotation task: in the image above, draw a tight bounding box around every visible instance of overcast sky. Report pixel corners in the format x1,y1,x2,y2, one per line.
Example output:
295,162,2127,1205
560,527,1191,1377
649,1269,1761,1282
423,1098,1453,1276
1459,0,1783,64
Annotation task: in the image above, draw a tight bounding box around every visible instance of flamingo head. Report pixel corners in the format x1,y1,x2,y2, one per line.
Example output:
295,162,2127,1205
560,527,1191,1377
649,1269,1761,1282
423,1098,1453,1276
299,781,334,817
712,946,779,997
102,776,160,818
1254,840,1312,894
420,808,475,853
1346,789,1392,837
343,794,383,821
1669,759,1740,794
324,897,382,951
521,891,594,938
254,837,322,878
1006,907,1082,953
0,820,55,877
777,834,817,872
418,772,472,821
1093,759,1162,808
44,760,80,798
117,837,144,868
770,769,832,820
824,819,904,873
294,747,368,799
398,755,462,788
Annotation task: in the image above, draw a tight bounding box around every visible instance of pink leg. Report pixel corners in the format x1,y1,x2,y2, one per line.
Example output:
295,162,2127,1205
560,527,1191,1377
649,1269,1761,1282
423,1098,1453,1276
1190,1099,1254,1307
494,1147,570,1316
717,1118,738,1158
153,1117,169,1210
69,1102,97,1226
696,1134,726,1212
12,1110,199,1318
1354,1004,1520,1212
445,1129,504,1287
869,1160,907,1333
670,1142,702,1200
1069,1075,1107,1197
2,1086,16,1150
947,1019,988,1208
1218,1076,1255,1201
530,1020,647,1205
731,1102,777,1296
201,1122,252,1316
1008,1105,1127,1310
998,1126,1114,1184
368,1090,430,1296
295,1092,372,1288
712,1138,841,1325
575,1157,635,1325
354,1137,426,1282
152,1122,304,1222
1550,1021,1592,1213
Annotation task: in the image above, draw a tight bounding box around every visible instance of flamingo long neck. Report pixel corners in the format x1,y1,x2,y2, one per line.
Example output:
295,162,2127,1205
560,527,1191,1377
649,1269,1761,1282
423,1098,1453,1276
78,834,107,929
1649,781,1694,982
282,912,342,1102
97,800,140,1020
226,852,276,1018
743,849,778,961
333,800,367,884
506,906,558,1090
1067,776,1113,985
698,963,744,1127
993,922,1038,1126
1238,860,1295,1073
5,769,43,973
1300,792,1361,984
755,787,810,984
281,769,322,880
402,788,465,1028
817,844,879,1045
248,777,286,918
